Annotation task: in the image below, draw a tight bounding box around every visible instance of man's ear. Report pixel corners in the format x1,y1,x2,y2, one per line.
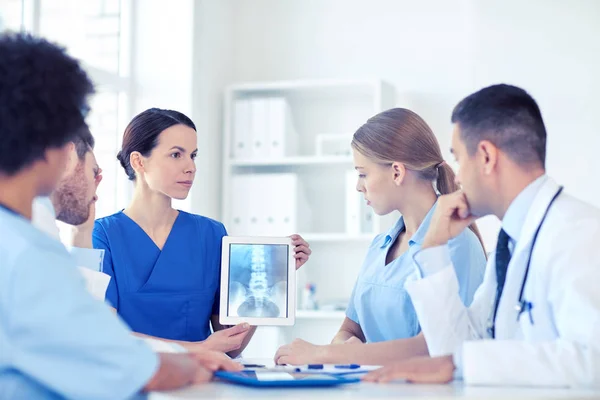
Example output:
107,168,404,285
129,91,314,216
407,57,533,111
478,140,499,175
62,142,78,177
391,162,406,186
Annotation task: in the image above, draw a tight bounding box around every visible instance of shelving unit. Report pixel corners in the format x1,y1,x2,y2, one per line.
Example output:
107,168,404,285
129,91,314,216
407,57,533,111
301,233,375,243
229,155,354,168
221,79,395,326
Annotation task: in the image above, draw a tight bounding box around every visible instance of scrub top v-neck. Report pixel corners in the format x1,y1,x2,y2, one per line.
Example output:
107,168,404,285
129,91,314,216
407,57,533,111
93,210,227,341
346,203,486,343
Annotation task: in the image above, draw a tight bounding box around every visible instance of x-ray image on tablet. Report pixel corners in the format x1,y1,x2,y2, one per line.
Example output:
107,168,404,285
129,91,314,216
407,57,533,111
220,237,296,326
228,244,288,318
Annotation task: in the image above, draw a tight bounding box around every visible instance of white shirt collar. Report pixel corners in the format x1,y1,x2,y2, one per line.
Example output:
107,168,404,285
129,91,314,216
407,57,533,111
502,175,548,243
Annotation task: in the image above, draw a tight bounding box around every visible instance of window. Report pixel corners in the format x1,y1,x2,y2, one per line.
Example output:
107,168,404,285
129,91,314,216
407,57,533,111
0,0,23,31
0,0,133,219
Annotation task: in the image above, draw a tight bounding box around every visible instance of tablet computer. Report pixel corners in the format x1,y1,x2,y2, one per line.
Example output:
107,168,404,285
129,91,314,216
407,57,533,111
220,236,296,326
214,371,360,387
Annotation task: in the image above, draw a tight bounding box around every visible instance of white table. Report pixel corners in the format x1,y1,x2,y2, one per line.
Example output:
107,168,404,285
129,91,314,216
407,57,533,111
149,359,600,400
150,381,600,400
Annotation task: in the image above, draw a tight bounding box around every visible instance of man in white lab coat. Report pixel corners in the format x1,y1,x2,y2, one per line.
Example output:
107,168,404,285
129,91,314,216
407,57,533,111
364,84,600,387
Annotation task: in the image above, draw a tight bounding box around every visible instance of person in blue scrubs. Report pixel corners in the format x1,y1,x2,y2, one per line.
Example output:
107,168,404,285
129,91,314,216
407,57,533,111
275,108,486,365
0,33,238,399
94,108,312,357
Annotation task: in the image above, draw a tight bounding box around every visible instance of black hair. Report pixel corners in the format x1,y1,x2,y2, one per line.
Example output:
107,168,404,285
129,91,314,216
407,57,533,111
117,108,196,180
0,33,94,175
451,84,547,167
73,125,95,160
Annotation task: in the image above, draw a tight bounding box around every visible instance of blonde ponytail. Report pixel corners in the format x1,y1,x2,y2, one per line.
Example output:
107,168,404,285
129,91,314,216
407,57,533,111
352,108,486,254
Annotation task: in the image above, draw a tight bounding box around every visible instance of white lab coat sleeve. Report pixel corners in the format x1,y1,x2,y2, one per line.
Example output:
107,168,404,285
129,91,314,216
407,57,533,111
462,339,600,387
407,244,495,357
462,218,600,387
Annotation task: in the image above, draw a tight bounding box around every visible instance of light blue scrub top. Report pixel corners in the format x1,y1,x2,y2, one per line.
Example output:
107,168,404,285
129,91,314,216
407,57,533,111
0,206,157,400
346,203,486,343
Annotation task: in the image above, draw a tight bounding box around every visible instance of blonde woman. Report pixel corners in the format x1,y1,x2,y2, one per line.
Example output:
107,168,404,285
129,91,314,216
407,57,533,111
275,108,486,365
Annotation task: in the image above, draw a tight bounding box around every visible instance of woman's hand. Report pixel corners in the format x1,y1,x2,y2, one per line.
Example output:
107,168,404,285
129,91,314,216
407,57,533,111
290,234,312,270
200,323,250,353
274,338,329,365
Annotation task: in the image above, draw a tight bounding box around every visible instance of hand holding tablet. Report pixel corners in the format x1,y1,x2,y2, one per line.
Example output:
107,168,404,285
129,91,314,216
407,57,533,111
220,237,296,326
201,323,251,353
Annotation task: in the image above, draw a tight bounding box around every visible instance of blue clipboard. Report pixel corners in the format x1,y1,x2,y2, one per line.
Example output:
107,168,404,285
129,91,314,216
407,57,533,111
214,370,361,387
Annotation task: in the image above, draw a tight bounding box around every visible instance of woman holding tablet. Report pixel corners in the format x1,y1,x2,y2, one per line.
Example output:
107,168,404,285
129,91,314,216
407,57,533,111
275,108,486,365
93,108,311,357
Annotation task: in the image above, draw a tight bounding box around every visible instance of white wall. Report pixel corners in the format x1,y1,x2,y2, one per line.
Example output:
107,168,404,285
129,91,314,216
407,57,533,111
192,0,600,249
190,0,236,220
470,0,600,207
132,0,194,115
130,0,196,211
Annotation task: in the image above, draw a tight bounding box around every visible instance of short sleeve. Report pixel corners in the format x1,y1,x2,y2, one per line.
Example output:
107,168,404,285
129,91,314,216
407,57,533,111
212,223,228,316
92,221,119,309
447,230,487,307
345,280,360,323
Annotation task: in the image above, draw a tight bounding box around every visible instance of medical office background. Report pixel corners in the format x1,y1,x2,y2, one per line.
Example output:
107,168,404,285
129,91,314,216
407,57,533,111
1,0,599,357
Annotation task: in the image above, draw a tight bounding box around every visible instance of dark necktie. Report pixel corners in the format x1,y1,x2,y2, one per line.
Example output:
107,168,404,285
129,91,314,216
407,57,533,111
491,228,512,338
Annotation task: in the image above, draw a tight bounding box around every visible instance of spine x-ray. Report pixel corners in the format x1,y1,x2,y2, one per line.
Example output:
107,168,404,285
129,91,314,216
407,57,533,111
227,244,289,318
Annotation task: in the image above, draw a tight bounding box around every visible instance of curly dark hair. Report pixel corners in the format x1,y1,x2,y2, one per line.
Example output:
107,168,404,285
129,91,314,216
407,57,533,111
0,32,94,175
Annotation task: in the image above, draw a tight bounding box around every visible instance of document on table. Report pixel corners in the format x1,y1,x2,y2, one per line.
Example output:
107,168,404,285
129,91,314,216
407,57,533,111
244,364,381,376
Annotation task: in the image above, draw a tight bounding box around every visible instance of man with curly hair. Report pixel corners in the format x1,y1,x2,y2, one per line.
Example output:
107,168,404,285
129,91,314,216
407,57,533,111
0,33,240,399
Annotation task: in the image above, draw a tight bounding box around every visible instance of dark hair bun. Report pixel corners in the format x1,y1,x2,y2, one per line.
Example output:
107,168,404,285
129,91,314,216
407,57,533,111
117,108,196,181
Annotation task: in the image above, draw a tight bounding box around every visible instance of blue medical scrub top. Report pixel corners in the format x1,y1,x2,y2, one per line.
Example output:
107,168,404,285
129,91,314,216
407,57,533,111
0,206,157,400
93,210,226,342
346,203,486,343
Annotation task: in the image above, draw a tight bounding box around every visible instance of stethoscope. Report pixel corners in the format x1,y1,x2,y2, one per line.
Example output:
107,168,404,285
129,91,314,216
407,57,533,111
488,186,564,338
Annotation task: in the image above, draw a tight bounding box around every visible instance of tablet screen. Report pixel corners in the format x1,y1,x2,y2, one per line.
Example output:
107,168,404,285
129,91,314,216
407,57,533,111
227,244,290,318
